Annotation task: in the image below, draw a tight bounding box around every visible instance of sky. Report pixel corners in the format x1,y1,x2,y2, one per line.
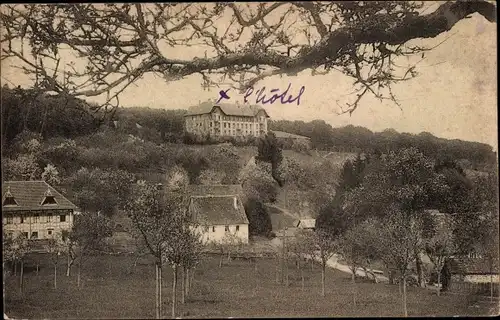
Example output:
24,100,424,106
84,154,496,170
1,2,497,150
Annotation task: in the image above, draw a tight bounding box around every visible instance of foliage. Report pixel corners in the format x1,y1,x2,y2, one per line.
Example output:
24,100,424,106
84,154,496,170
41,164,61,186
269,120,497,171
70,167,135,216
69,211,114,254
3,232,30,264
174,149,210,184
423,213,455,293
243,198,273,237
256,132,285,187
3,153,42,181
339,219,381,277
343,148,448,223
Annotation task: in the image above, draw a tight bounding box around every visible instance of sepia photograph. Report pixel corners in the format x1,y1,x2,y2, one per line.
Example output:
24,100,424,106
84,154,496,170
1,1,498,318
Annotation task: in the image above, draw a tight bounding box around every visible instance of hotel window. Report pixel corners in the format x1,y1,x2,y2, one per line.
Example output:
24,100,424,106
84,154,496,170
236,225,240,232
212,226,215,232
225,225,229,232
60,214,66,222
20,216,24,223
47,213,52,222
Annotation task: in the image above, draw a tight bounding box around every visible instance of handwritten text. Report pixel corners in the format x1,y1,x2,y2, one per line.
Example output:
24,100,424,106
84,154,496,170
216,83,305,106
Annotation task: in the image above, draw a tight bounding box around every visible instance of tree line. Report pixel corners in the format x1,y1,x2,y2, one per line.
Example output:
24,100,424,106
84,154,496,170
269,120,497,172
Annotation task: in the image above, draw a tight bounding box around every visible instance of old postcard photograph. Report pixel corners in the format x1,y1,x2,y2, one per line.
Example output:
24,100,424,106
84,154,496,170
1,1,498,319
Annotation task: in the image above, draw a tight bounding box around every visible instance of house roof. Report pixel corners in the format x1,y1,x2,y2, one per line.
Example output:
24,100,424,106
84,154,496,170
188,195,249,225
450,257,499,275
296,219,316,229
272,131,311,140
185,101,269,118
187,184,244,197
2,181,78,212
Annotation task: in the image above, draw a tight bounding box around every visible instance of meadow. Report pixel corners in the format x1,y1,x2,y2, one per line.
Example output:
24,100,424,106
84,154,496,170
5,253,497,319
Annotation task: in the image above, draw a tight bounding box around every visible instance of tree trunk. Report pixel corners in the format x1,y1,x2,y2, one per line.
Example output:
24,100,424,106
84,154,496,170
54,263,58,289
181,266,186,304
437,271,441,296
301,269,304,291
186,267,190,299
66,255,72,277
227,250,231,263
159,265,162,319
415,253,424,287
219,250,223,268
352,271,357,306
14,260,17,277
19,260,24,294
321,265,325,297
402,276,408,317
77,260,82,288
155,263,159,320
172,265,178,319
285,256,289,287
36,263,39,276
276,257,280,284
190,267,195,291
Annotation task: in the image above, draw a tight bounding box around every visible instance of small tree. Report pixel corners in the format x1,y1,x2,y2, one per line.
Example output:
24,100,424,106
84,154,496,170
45,233,65,289
69,211,113,288
339,220,380,305
378,208,424,318
308,229,337,297
4,233,30,293
424,214,455,296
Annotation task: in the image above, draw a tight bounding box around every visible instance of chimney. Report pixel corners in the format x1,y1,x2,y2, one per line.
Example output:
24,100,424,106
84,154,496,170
233,197,238,210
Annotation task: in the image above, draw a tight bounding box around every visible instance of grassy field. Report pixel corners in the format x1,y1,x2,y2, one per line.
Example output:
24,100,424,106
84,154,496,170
5,253,498,319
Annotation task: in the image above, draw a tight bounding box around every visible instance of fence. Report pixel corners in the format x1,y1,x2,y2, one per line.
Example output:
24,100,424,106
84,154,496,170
450,281,499,297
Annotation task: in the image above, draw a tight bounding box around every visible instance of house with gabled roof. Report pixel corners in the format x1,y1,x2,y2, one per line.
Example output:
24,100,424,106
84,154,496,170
186,184,249,244
2,180,79,240
184,100,269,138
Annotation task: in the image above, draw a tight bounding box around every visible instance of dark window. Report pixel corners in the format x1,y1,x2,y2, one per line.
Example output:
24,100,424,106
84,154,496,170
60,215,66,222
236,225,240,232
22,232,28,239
20,216,24,223
47,229,53,236
212,226,215,232
6,216,13,224
33,213,39,223
42,196,57,205
3,196,18,206
31,232,38,239
225,225,229,232
47,214,52,222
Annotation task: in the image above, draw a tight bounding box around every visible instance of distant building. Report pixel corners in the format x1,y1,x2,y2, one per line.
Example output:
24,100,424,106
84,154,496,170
295,218,316,230
184,101,270,138
271,130,311,142
2,181,79,240
450,257,499,284
186,184,248,244
188,195,249,244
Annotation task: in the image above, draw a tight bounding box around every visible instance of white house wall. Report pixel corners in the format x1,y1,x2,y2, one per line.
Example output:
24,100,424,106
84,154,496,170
195,224,249,245
3,210,74,239
464,274,500,283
